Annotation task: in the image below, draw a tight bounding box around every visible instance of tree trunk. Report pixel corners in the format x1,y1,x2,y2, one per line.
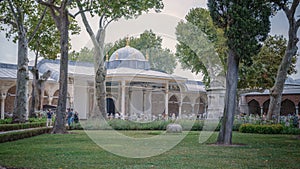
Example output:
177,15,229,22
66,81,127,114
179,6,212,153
52,8,69,134
267,1,299,122
217,49,239,145
76,2,107,119
29,67,39,118
13,27,29,123
95,28,107,119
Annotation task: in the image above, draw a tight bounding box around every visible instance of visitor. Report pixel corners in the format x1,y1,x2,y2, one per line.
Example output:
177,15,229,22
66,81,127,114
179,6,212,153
46,109,52,127
74,111,79,123
67,108,73,127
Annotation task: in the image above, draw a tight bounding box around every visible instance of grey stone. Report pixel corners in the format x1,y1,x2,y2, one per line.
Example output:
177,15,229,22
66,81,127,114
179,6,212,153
166,123,182,133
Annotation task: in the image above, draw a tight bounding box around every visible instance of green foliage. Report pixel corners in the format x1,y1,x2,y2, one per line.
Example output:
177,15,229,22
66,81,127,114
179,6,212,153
208,0,272,64
0,122,46,132
0,118,13,124
175,8,227,85
107,30,177,73
239,35,297,89
0,127,51,143
239,124,284,134
79,0,164,22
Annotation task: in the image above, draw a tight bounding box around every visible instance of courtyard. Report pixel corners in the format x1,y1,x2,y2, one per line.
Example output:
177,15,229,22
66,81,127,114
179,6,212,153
0,131,299,169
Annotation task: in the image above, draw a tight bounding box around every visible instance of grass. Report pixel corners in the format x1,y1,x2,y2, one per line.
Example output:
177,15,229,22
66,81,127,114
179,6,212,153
0,131,299,169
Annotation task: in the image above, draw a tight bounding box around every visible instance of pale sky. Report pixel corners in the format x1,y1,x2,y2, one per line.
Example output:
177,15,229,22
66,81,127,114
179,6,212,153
0,0,299,80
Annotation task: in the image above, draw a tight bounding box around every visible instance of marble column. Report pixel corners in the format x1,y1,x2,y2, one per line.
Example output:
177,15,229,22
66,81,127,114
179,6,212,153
178,101,182,119
296,106,299,115
164,82,169,120
1,93,6,119
121,80,126,119
260,106,264,116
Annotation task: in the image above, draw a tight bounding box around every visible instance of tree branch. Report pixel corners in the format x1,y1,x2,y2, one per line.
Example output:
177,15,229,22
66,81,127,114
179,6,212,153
71,8,91,18
290,0,299,18
28,7,47,44
104,16,117,29
75,0,98,48
7,0,18,27
36,0,60,12
296,18,300,30
61,0,68,11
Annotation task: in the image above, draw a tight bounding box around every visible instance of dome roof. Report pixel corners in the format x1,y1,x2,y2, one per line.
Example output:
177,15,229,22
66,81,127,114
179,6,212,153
109,46,146,61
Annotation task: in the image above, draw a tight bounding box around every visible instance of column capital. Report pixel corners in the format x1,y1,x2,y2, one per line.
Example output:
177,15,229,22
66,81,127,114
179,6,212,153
1,92,7,99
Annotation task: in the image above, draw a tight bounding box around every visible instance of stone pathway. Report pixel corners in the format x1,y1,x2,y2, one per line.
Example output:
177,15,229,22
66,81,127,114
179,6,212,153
0,126,52,135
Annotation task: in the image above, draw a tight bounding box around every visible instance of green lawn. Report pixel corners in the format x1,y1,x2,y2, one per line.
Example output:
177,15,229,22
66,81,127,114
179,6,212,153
0,131,299,169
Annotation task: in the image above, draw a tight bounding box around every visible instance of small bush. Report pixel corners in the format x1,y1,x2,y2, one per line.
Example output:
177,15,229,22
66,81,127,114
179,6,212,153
0,127,51,143
239,124,284,134
0,118,13,124
0,122,46,132
281,126,300,135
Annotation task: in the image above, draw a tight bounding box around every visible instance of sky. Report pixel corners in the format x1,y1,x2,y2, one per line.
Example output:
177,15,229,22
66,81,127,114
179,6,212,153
0,0,299,80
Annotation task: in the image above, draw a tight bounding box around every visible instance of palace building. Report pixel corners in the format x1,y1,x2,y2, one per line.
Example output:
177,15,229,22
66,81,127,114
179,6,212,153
0,44,299,120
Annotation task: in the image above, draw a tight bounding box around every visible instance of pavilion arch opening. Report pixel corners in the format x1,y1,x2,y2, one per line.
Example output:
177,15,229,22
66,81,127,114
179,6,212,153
51,90,71,108
29,90,49,111
280,99,295,116
106,98,116,117
181,96,192,117
5,86,16,113
194,97,206,119
248,99,260,115
151,92,164,117
263,99,270,115
168,95,179,117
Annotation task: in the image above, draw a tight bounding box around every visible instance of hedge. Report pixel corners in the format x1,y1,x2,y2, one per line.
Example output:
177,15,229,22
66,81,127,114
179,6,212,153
70,119,247,131
0,127,51,143
0,122,46,132
239,124,284,134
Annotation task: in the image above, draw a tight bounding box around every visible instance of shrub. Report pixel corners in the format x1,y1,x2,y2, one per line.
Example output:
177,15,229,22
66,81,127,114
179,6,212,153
0,122,46,132
0,127,51,143
0,118,13,124
239,124,284,134
281,126,300,135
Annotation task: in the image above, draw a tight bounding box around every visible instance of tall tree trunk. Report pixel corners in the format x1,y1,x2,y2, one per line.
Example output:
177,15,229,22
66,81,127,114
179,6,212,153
267,1,299,122
95,28,107,119
29,67,38,118
13,27,29,123
52,8,69,134
217,49,239,145
77,2,107,119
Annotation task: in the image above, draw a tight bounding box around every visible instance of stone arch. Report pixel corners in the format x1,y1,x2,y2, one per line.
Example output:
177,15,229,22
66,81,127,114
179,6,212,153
168,95,179,117
248,99,260,115
280,99,295,116
5,86,16,113
51,90,71,107
182,96,192,116
194,97,206,118
51,90,59,106
28,90,50,111
263,99,270,115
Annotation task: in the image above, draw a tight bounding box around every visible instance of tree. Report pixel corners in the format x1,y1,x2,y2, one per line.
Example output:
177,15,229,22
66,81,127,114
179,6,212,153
238,35,297,90
0,0,49,123
267,0,300,121
28,8,59,118
37,0,79,133
208,0,272,144
107,30,177,74
175,8,227,86
74,0,164,119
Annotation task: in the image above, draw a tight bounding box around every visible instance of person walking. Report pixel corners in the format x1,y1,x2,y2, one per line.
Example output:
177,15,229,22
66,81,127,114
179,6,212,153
46,109,52,127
